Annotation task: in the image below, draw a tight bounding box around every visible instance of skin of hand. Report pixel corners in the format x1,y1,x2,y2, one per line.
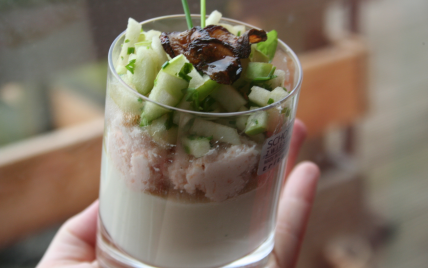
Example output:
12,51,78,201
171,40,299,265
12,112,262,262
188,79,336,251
37,119,320,268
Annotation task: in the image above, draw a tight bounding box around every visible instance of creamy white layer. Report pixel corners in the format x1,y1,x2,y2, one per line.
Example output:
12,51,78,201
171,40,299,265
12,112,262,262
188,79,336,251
100,149,278,268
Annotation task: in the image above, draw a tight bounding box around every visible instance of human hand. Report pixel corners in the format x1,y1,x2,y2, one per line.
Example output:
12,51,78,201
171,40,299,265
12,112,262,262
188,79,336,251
37,119,319,268
269,119,320,268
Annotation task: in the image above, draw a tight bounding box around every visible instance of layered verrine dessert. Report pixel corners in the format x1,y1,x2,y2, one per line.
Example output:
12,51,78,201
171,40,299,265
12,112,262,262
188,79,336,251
97,10,302,268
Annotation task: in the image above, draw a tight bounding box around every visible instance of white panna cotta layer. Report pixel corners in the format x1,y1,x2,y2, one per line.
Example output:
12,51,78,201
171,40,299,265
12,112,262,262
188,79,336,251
100,148,278,268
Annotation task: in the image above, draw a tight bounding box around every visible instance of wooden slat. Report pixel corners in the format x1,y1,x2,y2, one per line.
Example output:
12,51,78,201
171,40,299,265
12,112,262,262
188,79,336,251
297,35,368,138
0,118,104,248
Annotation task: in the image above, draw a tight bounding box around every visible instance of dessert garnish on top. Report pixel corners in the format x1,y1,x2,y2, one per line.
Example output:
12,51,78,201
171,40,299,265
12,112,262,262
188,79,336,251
160,25,267,85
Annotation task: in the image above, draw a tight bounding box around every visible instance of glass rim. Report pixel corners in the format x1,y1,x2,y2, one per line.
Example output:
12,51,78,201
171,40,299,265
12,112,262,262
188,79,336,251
108,14,303,117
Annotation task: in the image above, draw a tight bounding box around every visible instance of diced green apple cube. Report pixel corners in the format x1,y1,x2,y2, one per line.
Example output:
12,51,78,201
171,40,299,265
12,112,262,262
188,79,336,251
246,62,273,80
116,65,127,75
147,114,178,146
137,32,145,42
109,76,143,115
206,10,222,25
210,85,247,112
130,46,157,95
182,136,211,158
151,36,169,69
118,18,141,67
162,54,188,77
144,30,161,40
196,75,220,101
233,25,246,36
188,69,220,101
267,108,285,134
219,23,235,34
135,40,151,50
266,69,287,89
188,68,204,89
236,106,249,131
248,86,271,107
245,111,268,135
218,23,245,36
189,118,241,145
269,86,289,103
155,71,188,100
141,101,171,125
141,71,187,123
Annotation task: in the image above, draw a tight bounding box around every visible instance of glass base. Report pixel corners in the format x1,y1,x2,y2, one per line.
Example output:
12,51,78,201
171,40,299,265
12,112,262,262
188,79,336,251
96,220,274,268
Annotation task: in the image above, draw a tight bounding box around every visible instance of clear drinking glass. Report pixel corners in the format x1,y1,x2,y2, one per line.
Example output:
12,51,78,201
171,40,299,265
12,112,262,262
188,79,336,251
96,15,303,268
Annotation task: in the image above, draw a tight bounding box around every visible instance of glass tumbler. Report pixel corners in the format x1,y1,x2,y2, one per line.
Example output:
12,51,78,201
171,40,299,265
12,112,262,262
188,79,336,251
96,15,303,268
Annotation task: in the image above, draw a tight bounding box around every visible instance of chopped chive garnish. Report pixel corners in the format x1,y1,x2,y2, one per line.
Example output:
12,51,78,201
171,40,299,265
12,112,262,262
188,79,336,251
127,47,135,54
237,31,241,37
185,88,200,110
207,135,213,140
252,66,277,82
192,90,200,110
125,39,130,43
181,0,193,29
282,87,288,92
137,97,143,103
179,72,192,82
164,113,173,130
121,56,124,60
267,98,274,105
178,63,193,82
162,61,170,69
201,0,206,28
202,96,216,111
125,59,136,74
255,120,259,125
183,62,193,73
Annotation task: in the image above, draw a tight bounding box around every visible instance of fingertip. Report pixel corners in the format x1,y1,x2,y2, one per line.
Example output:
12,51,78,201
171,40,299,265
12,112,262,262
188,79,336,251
64,200,99,246
284,161,320,202
290,119,307,154
294,119,307,140
298,161,320,181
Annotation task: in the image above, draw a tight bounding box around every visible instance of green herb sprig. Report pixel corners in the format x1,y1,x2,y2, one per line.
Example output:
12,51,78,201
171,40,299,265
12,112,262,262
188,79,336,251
257,30,278,62
181,0,193,29
201,0,206,28
125,59,136,74
127,47,135,54
253,66,277,82
178,63,194,82
185,88,200,110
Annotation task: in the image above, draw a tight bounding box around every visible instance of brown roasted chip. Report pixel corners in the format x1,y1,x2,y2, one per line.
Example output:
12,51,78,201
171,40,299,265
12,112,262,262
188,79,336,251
160,25,267,84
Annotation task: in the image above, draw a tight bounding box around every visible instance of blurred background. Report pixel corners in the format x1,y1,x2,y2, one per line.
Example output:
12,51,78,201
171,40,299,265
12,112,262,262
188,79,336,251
0,0,427,267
